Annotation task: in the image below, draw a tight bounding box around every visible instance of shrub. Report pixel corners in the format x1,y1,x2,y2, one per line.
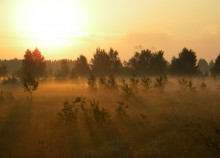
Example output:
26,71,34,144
98,76,107,88
89,100,111,125
129,74,139,94
178,78,196,92
154,75,167,92
21,74,39,101
120,79,135,99
87,74,97,90
59,97,111,125
58,101,78,122
115,101,129,118
58,97,86,122
141,76,152,91
106,74,118,89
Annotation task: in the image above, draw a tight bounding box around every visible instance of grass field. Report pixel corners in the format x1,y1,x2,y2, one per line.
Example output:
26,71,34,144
0,77,220,158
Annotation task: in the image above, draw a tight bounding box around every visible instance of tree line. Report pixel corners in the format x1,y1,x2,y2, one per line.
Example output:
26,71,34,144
0,47,220,79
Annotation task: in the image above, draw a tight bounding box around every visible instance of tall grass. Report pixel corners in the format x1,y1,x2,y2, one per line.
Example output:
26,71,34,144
0,76,220,157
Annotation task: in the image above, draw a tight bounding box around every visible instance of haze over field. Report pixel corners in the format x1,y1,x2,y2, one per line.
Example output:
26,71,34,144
1,0,220,61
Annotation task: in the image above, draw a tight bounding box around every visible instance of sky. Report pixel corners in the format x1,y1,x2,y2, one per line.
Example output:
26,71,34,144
0,0,220,62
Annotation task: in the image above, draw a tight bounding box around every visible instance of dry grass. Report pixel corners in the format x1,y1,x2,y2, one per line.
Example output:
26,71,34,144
0,77,220,158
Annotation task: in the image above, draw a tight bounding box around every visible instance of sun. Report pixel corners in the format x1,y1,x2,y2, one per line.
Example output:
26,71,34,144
16,0,87,48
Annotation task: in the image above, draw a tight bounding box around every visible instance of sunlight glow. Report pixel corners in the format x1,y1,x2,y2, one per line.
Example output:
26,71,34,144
16,0,87,48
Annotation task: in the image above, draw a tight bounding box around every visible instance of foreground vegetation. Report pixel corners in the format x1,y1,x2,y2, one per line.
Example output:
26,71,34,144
0,76,220,158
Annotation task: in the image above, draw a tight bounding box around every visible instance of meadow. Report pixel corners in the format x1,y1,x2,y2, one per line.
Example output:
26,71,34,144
0,76,220,158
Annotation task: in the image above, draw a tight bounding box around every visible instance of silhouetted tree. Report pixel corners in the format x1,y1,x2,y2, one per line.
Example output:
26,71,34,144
0,58,22,75
127,49,167,75
90,48,111,75
22,48,46,78
21,48,46,100
56,59,70,79
72,55,90,77
90,48,123,75
211,54,220,76
170,48,198,76
108,48,123,74
0,64,8,77
209,60,214,70
149,50,168,75
127,49,152,75
198,59,209,75
21,74,38,100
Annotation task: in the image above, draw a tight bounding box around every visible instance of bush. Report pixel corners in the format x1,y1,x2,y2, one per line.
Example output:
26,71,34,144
89,100,111,125
178,78,196,92
87,74,97,90
141,76,152,91
120,79,135,99
58,101,78,122
58,97,111,125
98,76,107,88
106,74,118,89
129,74,139,94
115,101,129,118
154,75,167,92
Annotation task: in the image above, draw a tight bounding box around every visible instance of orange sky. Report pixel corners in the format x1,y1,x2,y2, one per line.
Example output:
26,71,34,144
0,0,220,61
